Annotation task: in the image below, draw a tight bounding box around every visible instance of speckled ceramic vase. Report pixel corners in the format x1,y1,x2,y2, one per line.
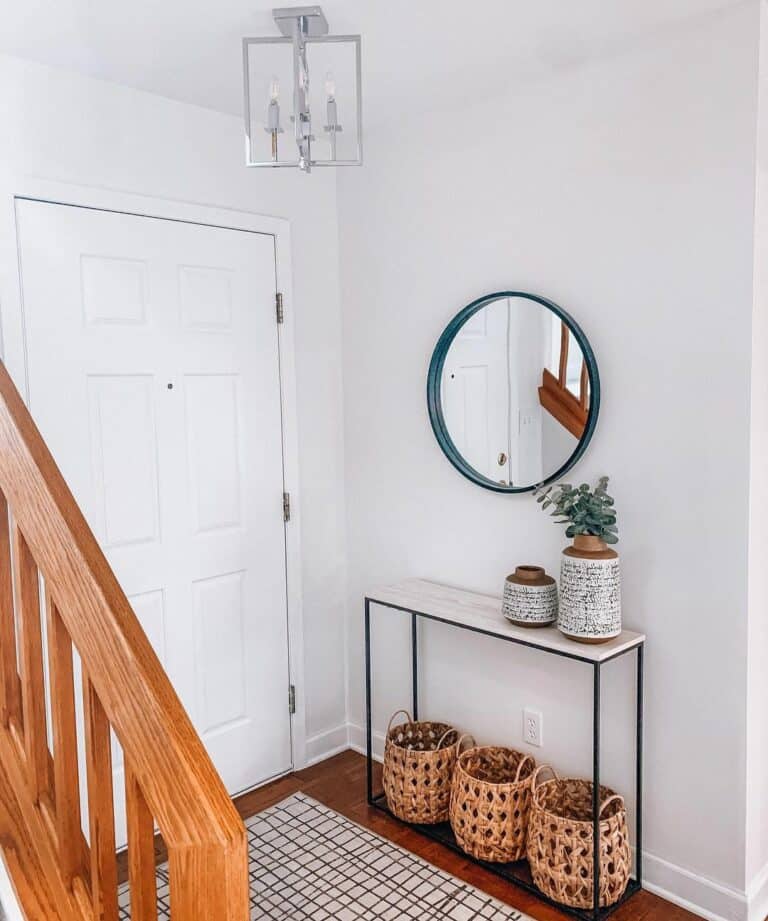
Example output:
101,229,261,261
558,536,621,644
502,565,558,628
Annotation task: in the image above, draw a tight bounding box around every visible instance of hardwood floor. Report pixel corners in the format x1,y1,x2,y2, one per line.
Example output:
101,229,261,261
233,750,702,921
0,744,708,921
0,753,709,921
113,748,703,920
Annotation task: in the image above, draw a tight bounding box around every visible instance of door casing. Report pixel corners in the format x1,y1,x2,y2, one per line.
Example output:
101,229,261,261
0,174,308,774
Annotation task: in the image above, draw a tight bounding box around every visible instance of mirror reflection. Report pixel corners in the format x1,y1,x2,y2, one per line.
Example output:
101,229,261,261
437,295,595,491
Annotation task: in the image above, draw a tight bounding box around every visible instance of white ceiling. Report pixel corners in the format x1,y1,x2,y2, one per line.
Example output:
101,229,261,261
1,0,742,122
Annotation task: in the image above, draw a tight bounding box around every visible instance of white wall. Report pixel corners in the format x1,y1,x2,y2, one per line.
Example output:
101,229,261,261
338,4,759,918
542,412,578,479
746,4,768,919
0,53,348,754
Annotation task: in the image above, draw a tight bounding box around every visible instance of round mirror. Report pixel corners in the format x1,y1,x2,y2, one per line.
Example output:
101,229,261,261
427,292,600,493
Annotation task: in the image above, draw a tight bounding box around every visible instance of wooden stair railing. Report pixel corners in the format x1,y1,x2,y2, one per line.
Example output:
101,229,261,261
0,361,249,920
538,321,589,439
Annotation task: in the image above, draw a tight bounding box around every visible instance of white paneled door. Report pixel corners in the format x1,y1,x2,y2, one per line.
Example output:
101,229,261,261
441,299,511,484
15,199,292,842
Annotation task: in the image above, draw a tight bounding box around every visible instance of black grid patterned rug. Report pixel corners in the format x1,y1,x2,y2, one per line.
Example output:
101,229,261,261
118,792,530,920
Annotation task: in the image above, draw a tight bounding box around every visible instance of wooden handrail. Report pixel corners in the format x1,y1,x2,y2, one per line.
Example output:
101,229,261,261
539,322,589,439
0,361,249,919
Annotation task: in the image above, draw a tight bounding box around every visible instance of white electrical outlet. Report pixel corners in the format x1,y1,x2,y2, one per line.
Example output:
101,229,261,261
523,708,543,747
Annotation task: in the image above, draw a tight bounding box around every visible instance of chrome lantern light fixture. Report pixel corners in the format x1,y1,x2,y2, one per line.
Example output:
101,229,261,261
243,6,362,172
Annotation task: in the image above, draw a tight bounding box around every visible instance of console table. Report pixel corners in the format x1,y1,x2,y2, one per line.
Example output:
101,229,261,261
364,578,644,921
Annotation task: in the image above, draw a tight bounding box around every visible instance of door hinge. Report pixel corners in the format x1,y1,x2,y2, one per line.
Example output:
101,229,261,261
288,684,296,715
283,491,291,522
276,292,284,324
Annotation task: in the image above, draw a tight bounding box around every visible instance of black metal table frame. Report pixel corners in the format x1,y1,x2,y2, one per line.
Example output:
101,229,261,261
364,597,644,921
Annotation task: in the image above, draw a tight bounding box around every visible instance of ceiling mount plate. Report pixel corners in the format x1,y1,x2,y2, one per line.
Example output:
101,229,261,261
272,6,329,37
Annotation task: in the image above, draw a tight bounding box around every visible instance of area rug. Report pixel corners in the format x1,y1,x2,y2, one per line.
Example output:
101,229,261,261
117,792,531,920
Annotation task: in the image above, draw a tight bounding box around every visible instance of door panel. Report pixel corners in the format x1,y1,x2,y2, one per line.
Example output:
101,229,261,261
185,372,243,532
15,199,292,845
442,298,511,484
88,374,161,548
194,570,248,732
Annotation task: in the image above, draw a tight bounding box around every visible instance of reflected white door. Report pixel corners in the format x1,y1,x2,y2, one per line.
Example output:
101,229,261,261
15,199,292,842
442,300,511,483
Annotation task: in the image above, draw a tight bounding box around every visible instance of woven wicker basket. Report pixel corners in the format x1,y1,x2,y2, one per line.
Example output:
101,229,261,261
383,710,458,824
449,736,535,863
527,766,631,909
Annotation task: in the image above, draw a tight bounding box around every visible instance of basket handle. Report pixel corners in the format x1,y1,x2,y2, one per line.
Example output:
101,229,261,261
454,732,476,755
513,753,535,784
599,794,625,818
531,764,559,792
436,728,458,750
386,709,412,737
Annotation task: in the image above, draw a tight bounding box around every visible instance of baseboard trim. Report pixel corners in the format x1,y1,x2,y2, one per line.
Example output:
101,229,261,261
304,723,350,768
643,881,743,921
641,850,747,921
348,721,385,763
747,860,768,921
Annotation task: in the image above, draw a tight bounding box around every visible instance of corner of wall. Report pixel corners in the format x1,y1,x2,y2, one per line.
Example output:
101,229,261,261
642,857,748,921
748,860,768,921
304,723,350,767
746,0,768,908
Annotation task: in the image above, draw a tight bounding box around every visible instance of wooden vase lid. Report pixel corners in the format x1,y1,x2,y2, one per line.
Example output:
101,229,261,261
505,565,555,587
563,535,618,560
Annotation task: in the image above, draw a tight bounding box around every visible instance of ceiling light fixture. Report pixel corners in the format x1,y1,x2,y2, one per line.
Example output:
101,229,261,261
243,6,362,172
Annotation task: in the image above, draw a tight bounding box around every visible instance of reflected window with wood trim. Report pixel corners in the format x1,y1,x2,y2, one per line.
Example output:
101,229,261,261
539,315,589,439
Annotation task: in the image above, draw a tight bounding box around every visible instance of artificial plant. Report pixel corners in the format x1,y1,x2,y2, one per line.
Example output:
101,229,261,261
534,476,619,544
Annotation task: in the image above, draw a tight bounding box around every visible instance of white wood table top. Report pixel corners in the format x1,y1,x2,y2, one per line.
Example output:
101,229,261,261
366,578,645,663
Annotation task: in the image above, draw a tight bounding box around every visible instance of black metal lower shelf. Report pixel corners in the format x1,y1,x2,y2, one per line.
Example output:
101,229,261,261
370,793,641,921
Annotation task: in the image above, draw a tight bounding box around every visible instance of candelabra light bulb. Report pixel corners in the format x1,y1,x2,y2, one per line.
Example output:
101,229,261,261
269,75,280,102
324,72,336,100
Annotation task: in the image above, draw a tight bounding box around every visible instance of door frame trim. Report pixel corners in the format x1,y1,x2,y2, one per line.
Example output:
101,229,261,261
0,175,308,771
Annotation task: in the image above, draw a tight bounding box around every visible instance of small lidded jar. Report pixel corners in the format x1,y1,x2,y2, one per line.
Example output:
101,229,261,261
502,566,558,628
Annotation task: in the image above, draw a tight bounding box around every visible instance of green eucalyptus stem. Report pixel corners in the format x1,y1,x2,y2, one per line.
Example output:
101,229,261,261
533,475,619,544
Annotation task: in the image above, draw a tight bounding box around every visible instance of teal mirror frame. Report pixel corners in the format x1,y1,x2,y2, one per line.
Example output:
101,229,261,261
426,291,601,494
